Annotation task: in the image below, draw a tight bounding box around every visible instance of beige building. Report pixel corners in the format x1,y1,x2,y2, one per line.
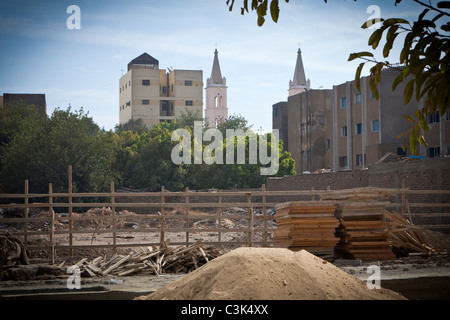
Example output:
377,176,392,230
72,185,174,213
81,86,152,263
119,53,203,127
273,50,450,173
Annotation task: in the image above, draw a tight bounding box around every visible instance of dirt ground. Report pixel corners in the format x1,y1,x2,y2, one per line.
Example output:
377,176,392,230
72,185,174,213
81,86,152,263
1,207,450,300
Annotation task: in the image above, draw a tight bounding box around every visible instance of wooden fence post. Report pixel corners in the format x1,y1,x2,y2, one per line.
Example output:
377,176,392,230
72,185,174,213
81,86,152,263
49,183,55,264
111,181,116,252
218,190,222,244
68,165,73,256
185,187,190,244
247,193,253,247
262,184,267,247
160,186,165,247
24,180,29,245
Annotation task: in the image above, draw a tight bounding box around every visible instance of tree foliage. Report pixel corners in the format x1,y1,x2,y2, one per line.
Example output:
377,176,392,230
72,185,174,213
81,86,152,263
0,105,296,194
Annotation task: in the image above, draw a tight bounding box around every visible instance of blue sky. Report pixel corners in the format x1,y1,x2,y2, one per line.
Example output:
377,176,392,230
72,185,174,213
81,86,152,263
0,0,424,131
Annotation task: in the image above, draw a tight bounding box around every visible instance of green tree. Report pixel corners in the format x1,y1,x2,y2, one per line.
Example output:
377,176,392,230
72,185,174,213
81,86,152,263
114,118,148,135
0,107,118,194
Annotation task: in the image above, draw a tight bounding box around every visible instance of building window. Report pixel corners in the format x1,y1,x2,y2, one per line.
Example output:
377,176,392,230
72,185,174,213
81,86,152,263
339,156,348,168
275,108,279,118
355,123,362,135
142,100,149,105
142,79,150,86
397,147,406,156
162,86,167,94
427,147,440,158
340,97,347,109
185,80,193,86
341,126,348,137
171,84,174,91
326,139,331,150
355,154,363,166
185,100,193,106
428,111,440,124
355,93,361,103
371,119,379,132
446,111,450,121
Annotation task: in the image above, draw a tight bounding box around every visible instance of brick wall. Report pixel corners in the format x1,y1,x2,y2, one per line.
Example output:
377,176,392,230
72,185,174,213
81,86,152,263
266,157,450,231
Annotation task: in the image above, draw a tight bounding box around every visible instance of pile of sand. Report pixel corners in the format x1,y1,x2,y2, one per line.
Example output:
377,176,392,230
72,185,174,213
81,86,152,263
136,247,406,300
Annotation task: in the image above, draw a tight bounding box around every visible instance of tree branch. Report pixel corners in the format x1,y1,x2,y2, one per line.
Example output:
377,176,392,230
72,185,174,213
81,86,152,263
413,0,450,17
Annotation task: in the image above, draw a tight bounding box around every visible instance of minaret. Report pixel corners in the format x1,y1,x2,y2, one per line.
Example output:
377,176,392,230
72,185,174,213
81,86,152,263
288,48,310,97
205,49,228,128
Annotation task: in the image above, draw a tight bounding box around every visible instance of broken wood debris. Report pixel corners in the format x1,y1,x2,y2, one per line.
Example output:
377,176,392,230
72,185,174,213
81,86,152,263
70,239,221,277
384,209,449,256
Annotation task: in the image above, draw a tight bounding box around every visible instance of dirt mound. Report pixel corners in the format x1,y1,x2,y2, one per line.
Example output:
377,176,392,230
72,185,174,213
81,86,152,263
136,247,406,300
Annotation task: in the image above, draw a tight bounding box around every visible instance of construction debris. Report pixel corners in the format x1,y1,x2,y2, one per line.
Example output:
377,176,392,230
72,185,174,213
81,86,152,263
69,239,221,277
274,201,340,260
384,209,450,256
0,232,30,266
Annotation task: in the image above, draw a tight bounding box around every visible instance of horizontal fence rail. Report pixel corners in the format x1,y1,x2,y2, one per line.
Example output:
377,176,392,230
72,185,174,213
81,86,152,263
1,176,449,263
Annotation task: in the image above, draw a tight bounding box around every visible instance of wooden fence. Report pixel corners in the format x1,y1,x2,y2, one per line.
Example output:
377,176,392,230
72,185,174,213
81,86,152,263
1,177,449,263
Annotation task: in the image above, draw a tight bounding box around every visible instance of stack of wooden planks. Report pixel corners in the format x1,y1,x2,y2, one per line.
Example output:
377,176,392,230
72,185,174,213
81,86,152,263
65,239,221,277
274,201,340,259
384,209,449,256
331,199,396,260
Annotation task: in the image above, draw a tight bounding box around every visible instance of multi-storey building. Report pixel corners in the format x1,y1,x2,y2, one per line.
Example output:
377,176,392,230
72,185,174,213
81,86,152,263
273,49,450,173
119,53,203,127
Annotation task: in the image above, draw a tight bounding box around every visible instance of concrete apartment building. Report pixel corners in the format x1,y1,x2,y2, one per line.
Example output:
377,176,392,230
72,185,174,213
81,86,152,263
119,53,203,127
273,49,450,173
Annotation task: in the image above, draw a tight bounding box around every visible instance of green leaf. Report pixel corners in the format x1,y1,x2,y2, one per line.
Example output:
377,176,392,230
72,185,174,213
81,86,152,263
392,67,410,91
383,18,409,26
270,0,280,23
437,1,450,9
257,14,265,26
403,114,415,123
383,25,399,58
404,79,415,104
355,62,365,91
348,51,374,61
409,131,418,155
368,29,383,49
417,134,427,146
362,18,384,29
418,112,430,131
369,76,379,100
